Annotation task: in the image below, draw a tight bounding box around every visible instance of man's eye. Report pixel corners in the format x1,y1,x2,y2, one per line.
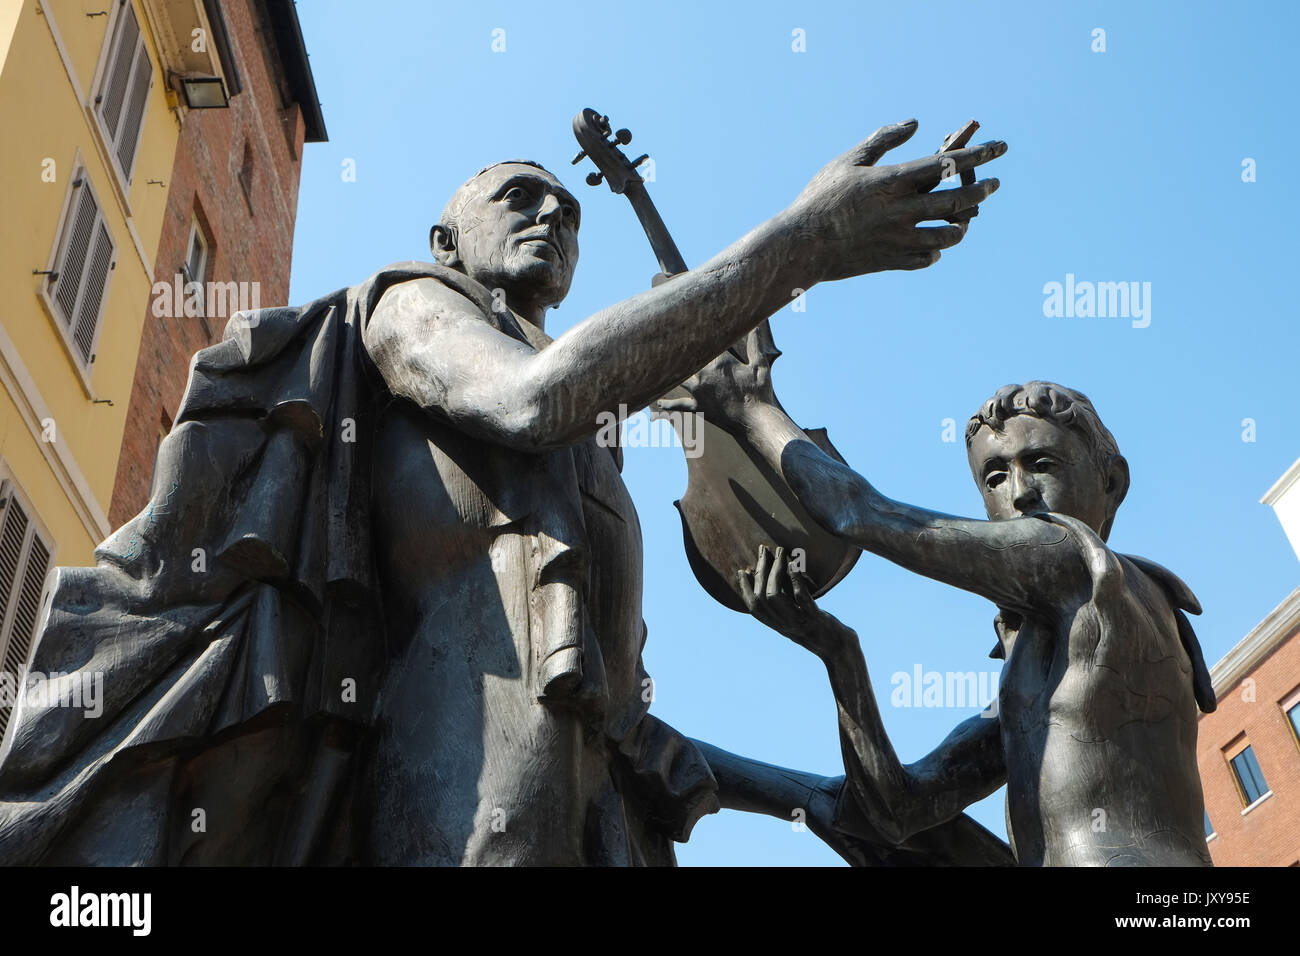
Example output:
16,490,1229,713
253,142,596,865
985,473,1007,489
562,206,578,223
504,187,531,203
1033,458,1055,473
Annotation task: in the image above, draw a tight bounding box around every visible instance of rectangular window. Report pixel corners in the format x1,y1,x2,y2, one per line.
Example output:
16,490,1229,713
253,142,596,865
94,0,153,185
45,169,116,367
0,480,54,741
1229,746,1269,805
184,218,208,287
1284,687,1300,753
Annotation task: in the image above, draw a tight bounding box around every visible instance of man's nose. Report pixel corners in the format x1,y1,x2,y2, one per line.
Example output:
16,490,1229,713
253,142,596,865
535,193,563,225
1009,467,1041,513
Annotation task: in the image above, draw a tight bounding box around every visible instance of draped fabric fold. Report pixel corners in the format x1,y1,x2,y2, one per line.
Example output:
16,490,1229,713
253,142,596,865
0,261,716,865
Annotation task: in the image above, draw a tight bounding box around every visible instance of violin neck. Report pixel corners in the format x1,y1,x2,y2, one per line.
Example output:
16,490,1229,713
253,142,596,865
623,179,689,277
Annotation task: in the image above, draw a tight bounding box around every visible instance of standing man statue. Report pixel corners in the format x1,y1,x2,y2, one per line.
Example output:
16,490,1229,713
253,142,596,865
0,121,1007,865
672,355,1217,866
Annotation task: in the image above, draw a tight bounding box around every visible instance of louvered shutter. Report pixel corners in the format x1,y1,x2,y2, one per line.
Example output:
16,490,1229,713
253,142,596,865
96,3,139,144
49,175,114,364
72,221,113,362
95,2,151,183
115,42,152,178
53,181,98,325
0,491,52,741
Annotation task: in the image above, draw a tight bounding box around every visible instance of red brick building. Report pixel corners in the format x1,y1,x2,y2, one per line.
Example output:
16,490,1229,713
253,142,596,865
1197,459,1300,866
108,0,325,526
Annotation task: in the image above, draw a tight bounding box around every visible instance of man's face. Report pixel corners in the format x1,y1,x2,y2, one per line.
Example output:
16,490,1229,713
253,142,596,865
447,164,580,308
967,414,1112,536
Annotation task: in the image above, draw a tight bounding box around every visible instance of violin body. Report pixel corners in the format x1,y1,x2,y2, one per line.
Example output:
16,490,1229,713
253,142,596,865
574,108,860,612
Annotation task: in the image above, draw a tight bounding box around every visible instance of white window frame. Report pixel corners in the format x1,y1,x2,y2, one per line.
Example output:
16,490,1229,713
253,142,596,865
183,217,209,287
88,0,154,194
183,216,213,337
0,469,58,743
37,153,117,395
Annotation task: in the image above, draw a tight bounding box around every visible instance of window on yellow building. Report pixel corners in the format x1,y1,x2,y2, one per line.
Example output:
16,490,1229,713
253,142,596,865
45,169,116,367
93,0,153,186
0,478,54,741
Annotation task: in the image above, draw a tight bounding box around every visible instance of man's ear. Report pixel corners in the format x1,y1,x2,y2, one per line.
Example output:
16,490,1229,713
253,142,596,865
1099,454,1130,540
430,224,460,268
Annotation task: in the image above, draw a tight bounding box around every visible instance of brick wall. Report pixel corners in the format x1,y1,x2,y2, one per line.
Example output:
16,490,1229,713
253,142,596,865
108,0,306,527
1198,627,1300,866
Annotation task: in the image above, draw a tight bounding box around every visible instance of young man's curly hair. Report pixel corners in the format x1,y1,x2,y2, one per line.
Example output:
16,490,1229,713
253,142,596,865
964,381,1121,479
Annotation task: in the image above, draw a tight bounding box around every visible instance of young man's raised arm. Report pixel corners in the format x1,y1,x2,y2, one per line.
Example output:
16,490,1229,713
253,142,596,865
712,395,1097,613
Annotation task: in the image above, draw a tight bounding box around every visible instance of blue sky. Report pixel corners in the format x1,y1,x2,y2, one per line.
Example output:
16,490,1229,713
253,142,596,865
287,0,1300,864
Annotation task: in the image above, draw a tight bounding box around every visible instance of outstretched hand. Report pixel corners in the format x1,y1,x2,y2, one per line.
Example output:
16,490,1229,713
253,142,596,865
737,543,856,658
790,119,1005,283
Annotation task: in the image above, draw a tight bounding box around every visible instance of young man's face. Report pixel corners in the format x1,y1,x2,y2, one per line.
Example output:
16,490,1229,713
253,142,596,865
447,164,580,308
967,414,1113,537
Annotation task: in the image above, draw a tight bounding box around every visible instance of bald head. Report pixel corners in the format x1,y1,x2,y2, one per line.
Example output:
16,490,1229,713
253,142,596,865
430,161,581,319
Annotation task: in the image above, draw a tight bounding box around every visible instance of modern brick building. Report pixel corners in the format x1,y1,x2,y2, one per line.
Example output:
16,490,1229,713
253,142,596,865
1197,458,1300,866
107,0,326,527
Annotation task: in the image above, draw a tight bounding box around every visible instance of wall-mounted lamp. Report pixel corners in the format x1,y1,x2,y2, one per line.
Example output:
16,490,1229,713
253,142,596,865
179,76,229,109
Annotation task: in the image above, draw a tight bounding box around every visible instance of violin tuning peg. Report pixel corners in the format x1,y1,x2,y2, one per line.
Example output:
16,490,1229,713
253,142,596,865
631,154,649,168
614,128,632,145
585,171,604,187
571,150,587,165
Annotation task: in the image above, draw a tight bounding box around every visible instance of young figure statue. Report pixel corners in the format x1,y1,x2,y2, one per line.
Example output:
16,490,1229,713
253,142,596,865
671,339,1217,866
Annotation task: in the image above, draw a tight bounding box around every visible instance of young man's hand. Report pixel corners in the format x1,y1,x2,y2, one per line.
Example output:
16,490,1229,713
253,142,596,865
737,543,857,659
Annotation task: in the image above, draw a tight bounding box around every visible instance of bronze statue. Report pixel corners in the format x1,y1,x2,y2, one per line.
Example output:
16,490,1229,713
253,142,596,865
669,349,1217,866
0,118,1007,865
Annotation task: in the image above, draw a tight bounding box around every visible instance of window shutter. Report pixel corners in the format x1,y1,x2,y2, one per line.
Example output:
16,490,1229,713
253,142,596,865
97,3,140,145
96,2,151,182
115,43,152,179
49,174,114,365
53,182,98,324
72,221,113,363
0,490,53,741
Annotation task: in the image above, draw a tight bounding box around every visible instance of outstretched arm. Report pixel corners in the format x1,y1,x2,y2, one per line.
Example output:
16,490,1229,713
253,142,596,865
740,546,1005,846
364,123,1003,451
668,330,1091,617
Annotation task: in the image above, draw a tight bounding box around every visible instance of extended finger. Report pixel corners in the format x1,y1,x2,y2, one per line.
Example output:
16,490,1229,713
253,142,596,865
754,545,771,594
655,396,698,414
737,569,757,611
892,250,943,271
899,141,1007,187
748,319,781,367
905,179,999,221
767,547,788,600
907,223,968,250
844,119,919,167
791,572,816,611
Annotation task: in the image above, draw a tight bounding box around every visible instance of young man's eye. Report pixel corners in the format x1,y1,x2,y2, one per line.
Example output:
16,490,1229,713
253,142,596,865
1033,458,1055,473
985,472,1007,489
503,187,531,203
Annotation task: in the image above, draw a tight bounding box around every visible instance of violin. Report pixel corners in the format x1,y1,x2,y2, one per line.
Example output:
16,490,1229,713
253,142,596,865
572,108,860,612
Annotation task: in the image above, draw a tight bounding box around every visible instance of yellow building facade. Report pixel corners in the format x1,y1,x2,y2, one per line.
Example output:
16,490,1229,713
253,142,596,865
0,0,233,715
